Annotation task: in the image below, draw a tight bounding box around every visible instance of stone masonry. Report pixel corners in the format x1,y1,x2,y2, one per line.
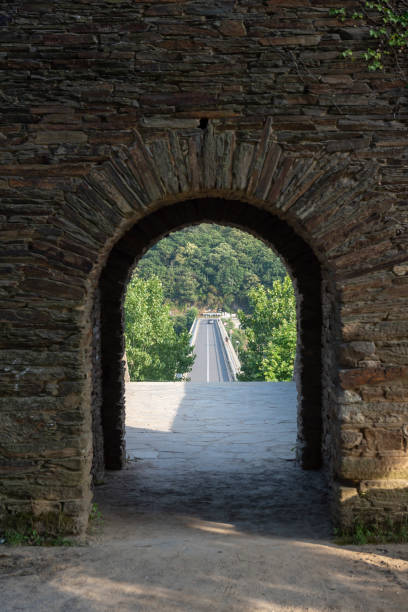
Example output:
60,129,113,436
0,1,408,533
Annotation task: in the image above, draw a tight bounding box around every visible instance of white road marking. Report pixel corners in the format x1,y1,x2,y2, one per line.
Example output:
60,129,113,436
206,323,210,383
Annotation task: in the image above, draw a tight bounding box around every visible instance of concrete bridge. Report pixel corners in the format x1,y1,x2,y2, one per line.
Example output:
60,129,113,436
0,1,408,536
189,318,240,383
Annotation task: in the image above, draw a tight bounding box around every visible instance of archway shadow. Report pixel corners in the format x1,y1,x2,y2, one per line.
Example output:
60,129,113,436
95,381,330,540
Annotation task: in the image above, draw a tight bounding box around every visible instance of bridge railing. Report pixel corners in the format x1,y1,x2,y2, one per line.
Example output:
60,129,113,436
189,317,199,347
216,318,241,381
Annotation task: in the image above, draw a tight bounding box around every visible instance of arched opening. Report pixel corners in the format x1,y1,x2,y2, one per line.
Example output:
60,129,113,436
93,198,323,487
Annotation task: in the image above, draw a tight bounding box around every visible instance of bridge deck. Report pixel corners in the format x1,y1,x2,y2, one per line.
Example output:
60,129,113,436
189,319,233,382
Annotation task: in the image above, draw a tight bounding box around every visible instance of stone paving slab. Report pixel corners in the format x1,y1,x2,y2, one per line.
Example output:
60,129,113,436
125,382,297,469
103,382,331,539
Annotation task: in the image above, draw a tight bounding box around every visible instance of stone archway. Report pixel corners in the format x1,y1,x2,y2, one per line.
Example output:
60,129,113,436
1,119,407,534
81,120,386,532
96,197,323,478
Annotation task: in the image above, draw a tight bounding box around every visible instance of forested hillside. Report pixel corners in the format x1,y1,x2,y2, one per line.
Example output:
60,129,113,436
125,225,297,382
136,224,286,312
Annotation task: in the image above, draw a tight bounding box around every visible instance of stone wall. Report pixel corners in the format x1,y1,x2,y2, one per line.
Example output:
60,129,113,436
0,1,407,533
91,288,104,485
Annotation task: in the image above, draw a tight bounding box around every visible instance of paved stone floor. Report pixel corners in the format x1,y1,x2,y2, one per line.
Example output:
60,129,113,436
98,382,330,539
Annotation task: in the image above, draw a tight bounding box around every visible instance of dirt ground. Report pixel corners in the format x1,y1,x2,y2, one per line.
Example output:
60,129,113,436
0,504,407,612
1,383,407,611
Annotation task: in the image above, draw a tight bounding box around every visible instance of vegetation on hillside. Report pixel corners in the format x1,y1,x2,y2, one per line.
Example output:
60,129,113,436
136,224,286,312
125,225,296,382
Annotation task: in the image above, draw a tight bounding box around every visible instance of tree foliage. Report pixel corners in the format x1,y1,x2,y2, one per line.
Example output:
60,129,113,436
136,224,286,312
124,276,195,381
238,277,297,382
173,307,198,336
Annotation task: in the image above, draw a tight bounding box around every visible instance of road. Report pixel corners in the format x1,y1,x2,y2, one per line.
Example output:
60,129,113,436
189,319,233,382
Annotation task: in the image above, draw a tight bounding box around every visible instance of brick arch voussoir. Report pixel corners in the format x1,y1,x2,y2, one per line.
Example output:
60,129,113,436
82,120,379,289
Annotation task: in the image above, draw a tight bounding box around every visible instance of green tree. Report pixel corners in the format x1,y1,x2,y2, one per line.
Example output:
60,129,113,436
124,276,195,381
136,223,286,312
238,277,297,382
174,269,199,305
261,318,297,382
173,306,198,335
